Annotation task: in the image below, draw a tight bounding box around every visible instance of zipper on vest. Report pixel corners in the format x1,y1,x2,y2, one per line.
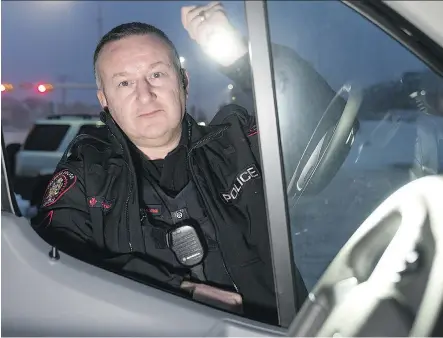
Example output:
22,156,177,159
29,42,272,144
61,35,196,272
125,178,134,252
107,125,134,252
187,149,239,293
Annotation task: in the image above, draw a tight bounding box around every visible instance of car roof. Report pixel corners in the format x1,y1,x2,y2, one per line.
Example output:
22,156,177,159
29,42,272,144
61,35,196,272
34,114,103,126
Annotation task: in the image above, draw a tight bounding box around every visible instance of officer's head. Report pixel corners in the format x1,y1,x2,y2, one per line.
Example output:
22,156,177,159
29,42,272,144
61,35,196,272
94,22,189,150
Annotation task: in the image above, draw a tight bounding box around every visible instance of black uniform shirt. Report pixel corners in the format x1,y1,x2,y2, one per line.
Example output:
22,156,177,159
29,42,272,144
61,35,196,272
131,120,190,197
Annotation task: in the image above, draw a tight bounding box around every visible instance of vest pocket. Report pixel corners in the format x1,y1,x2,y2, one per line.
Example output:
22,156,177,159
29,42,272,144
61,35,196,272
238,256,261,268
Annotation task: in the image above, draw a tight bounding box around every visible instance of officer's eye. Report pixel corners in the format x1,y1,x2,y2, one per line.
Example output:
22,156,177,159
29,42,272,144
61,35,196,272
118,80,130,87
151,72,164,79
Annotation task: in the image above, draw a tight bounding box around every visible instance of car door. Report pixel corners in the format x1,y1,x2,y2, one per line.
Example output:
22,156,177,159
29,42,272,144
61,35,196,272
2,0,443,336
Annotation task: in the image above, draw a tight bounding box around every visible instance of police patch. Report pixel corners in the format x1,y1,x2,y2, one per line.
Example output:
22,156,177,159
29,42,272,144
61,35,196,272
42,170,77,207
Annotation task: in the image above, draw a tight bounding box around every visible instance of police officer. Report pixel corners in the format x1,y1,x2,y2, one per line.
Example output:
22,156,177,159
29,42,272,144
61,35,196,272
32,2,344,325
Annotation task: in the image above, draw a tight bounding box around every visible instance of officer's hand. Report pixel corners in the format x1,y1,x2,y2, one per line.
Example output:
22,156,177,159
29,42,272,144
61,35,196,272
181,1,247,67
181,280,243,313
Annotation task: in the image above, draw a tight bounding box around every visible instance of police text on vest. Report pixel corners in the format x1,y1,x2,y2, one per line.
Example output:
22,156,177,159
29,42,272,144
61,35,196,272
221,165,261,203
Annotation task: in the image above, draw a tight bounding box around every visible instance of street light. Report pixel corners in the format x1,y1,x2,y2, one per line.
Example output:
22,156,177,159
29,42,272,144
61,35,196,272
1,83,14,92
36,83,54,94
228,84,234,90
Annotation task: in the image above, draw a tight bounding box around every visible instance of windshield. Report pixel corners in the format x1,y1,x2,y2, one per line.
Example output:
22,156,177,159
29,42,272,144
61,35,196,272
266,0,443,289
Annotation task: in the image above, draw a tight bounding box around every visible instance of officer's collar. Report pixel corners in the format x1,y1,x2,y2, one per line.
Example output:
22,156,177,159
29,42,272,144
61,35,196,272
187,114,229,150
178,115,191,149
131,117,189,164
100,108,126,155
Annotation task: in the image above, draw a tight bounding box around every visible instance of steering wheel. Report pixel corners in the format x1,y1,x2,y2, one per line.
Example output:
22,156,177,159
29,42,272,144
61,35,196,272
287,84,363,200
288,175,443,337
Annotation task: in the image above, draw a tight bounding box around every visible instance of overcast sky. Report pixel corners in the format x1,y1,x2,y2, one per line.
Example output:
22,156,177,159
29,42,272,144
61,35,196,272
2,0,427,118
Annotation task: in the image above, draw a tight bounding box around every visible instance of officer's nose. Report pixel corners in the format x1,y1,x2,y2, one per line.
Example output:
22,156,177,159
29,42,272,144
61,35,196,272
136,79,156,103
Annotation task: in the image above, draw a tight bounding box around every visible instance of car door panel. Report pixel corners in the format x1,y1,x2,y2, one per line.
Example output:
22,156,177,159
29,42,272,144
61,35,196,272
1,212,284,336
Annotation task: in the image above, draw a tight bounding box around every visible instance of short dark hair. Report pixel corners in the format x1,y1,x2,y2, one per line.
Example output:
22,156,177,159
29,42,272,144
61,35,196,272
93,22,181,87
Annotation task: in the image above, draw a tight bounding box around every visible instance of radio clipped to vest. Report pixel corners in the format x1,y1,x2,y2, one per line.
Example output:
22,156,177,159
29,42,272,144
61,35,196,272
166,208,208,281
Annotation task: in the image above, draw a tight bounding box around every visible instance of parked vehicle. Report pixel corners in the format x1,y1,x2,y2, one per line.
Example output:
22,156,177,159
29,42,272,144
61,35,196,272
12,114,106,201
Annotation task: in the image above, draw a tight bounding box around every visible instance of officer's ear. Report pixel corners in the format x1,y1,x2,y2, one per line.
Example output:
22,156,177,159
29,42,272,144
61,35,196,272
97,89,108,108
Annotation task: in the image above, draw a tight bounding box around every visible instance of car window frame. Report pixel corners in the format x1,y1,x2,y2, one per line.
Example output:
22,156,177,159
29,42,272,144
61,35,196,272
1,132,22,215
244,0,298,327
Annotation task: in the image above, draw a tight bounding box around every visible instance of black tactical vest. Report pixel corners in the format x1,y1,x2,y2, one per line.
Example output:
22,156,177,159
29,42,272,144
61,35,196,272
139,175,235,290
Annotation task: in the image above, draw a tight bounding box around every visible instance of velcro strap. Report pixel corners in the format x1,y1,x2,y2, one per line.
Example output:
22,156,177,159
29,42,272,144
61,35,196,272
151,227,169,249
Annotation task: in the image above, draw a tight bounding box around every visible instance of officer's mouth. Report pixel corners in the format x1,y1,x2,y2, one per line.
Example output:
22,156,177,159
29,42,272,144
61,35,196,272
138,109,163,118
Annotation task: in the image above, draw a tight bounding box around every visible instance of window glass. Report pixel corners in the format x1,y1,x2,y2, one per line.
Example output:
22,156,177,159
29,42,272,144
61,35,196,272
266,0,443,290
75,124,108,139
23,124,69,151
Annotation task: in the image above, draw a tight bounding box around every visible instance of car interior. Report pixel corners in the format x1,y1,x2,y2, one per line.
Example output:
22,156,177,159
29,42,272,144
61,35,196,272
2,0,443,336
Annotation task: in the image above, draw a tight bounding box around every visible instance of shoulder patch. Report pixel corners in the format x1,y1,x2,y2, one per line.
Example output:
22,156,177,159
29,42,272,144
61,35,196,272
42,170,77,208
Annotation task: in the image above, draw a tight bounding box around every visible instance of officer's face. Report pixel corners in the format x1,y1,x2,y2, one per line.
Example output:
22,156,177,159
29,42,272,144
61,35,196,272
96,34,188,149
